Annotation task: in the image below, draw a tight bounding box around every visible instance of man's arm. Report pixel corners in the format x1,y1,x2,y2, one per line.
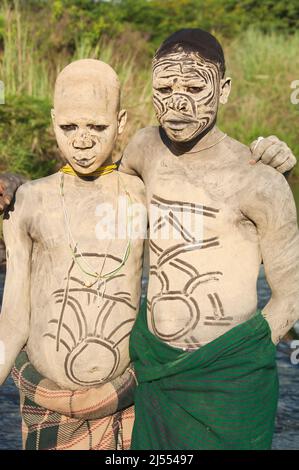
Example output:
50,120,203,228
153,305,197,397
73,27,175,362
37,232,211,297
242,166,299,344
118,129,147,178
0,185,32,384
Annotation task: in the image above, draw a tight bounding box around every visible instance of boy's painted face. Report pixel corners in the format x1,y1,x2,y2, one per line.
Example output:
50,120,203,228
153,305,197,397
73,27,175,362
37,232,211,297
52,62,126,175
152,51,229,143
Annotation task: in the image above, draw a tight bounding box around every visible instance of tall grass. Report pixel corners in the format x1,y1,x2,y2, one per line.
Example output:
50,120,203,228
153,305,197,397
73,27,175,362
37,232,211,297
0,2,299,178
0,1,155,174
219,29,299,160
0,0,51,98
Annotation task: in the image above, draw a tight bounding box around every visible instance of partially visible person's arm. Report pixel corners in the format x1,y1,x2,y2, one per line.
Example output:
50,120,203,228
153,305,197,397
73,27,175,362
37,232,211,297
0,173,28,213
242,166,299,344
0,185,32,384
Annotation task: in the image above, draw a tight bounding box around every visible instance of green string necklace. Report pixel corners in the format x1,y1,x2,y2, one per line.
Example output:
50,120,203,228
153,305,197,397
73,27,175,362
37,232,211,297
59,171,133,289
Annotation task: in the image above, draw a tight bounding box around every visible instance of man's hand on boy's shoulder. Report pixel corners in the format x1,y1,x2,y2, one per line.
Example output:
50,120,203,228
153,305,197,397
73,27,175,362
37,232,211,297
249,135,296,175
0,173,27,213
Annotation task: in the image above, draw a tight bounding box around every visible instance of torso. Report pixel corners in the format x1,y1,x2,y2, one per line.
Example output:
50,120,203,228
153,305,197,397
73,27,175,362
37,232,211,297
139,127,262,349
25,171,145,389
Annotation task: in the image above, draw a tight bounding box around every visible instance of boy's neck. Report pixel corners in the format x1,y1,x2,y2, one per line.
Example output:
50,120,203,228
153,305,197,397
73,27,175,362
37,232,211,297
59,165,118,190
60,154,118,182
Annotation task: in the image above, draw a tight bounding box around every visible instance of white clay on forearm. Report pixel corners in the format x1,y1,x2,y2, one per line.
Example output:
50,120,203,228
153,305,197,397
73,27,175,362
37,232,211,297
0,185,31,384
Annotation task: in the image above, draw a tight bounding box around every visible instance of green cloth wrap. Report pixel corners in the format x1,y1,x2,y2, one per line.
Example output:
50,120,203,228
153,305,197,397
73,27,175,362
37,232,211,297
129,301,279,450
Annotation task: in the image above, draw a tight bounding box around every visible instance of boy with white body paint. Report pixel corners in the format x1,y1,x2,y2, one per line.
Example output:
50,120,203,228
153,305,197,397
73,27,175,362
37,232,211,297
0,59,145,450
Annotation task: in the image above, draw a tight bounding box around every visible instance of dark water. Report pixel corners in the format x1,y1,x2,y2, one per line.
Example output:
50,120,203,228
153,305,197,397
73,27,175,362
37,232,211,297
0,269,298,450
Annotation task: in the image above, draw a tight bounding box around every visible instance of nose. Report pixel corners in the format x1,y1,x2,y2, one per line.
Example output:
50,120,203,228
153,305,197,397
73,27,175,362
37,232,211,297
72,129,94,149
168,94,189,112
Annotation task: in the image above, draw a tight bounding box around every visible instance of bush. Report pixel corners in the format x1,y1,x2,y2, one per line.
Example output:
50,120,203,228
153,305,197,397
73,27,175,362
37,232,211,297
0,95,59,178
219,29,299,165
0,1,298,180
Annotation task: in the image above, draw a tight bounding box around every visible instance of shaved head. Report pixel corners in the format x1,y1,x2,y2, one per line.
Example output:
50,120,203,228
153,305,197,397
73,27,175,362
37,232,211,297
52,59,127,174
54,59,121,112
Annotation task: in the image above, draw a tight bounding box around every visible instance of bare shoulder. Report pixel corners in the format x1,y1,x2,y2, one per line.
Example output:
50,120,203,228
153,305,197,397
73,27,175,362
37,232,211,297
223,135,289,192
120,126,160,176
17,173,59,193
128,126,160,147
215,135,294,217
238,159,295,229
12,173,60,209
118,172,145,203
222,135,252,165
124,126,161,159
246,159,289,198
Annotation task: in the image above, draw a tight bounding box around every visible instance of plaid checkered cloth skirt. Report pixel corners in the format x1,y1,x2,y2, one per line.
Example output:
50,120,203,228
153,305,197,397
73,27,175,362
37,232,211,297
12,351,136,450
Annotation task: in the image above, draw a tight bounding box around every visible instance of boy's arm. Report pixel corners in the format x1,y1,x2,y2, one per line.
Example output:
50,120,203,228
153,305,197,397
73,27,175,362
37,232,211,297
242,167,299,344
0,185,32,384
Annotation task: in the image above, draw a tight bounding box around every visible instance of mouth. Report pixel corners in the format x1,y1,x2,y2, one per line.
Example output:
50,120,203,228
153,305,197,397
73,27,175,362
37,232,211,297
72,155,96,167
163,116,196,131
164,120,193,131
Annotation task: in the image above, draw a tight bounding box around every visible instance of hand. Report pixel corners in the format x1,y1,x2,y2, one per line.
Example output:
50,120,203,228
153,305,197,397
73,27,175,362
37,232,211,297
0,173,24,213
249,135,297,174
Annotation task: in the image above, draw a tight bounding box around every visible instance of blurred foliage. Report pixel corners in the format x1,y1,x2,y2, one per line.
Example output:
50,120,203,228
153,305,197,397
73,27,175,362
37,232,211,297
219,29,299,174
2,0,299,57
0,96,58,179
0,0,299,180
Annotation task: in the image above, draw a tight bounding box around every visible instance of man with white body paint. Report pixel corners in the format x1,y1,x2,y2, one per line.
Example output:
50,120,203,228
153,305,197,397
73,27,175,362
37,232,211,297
0,59,145,450
120,29,299,450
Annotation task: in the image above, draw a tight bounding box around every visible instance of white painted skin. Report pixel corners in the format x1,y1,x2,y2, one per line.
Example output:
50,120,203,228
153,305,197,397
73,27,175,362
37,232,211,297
120,51,299,348
152,50,231,143
51,60,127,174
0,59,145,389
0,52,297,386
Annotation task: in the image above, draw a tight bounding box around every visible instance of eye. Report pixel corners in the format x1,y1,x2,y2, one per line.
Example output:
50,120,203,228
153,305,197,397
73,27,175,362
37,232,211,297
186,86,204,94
157,87,172,94
88,124,108,132
60,124,77,132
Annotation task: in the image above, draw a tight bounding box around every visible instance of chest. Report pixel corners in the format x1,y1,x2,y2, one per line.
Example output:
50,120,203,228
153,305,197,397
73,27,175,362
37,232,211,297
28,185,132,253
145,157,244,241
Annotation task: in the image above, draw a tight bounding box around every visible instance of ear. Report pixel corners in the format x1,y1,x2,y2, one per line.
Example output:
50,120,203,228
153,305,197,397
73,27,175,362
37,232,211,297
117,109,127,135
51,108,55,125
219,77,232,104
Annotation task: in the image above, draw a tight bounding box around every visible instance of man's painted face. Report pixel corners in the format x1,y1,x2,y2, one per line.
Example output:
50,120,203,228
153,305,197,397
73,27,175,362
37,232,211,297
152,51,222,142
52,81,125,175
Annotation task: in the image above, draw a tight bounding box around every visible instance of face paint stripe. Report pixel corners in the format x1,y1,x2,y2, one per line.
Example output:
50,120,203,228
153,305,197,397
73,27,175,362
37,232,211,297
153,51,221,141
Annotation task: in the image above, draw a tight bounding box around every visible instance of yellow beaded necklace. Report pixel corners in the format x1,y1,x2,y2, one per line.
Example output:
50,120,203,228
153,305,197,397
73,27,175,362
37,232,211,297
60,163,117,177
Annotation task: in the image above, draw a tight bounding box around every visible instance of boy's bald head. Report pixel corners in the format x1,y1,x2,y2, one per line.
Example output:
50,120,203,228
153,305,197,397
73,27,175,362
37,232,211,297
51,59,127,174
54,59,121,113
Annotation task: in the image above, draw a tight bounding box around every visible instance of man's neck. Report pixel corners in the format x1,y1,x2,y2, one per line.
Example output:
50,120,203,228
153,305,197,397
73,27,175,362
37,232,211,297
161,123,226,156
